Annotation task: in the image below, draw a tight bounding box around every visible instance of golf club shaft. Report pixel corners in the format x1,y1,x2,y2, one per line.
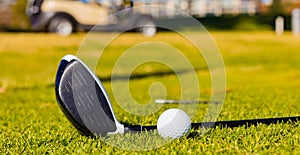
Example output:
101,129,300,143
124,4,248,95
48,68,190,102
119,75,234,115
194,116,300,128
125,116,300,131
155,99,221,104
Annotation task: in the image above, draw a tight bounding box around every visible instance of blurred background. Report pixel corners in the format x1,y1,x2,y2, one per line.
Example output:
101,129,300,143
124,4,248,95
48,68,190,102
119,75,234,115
1,0,300,33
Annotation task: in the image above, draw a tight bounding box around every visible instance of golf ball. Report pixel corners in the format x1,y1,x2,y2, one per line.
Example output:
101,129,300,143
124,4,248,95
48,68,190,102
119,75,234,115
157,108,191,139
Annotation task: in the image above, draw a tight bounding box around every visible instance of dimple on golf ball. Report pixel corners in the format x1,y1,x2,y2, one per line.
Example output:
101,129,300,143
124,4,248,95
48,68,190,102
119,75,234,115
157,108,191,139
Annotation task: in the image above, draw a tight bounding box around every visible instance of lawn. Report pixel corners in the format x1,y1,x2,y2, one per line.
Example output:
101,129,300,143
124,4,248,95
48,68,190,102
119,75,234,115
0,31,299,154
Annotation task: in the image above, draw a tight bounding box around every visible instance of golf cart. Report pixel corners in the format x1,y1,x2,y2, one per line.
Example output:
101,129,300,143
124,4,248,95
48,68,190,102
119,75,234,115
26,0,157,36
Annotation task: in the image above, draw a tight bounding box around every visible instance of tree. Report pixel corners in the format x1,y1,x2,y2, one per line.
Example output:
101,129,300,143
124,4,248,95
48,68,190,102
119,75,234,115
270,0,284,16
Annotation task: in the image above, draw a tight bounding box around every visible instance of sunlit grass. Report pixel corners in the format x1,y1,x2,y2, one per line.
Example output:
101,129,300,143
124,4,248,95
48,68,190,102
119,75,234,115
0,31,299,154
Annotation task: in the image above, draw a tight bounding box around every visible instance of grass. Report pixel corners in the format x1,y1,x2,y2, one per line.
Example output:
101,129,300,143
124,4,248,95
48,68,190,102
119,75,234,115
0,31,299,154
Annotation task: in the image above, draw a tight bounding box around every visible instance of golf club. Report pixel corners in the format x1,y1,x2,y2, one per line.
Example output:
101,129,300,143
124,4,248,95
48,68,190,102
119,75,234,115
55,55,300,138
155,99,222,104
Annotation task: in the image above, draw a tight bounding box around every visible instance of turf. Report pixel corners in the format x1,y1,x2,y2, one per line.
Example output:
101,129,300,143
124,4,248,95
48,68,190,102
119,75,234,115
0,31,299,154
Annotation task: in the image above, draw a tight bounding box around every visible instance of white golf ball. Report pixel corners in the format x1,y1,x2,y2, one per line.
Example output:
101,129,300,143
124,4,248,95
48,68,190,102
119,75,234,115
157,108,191,139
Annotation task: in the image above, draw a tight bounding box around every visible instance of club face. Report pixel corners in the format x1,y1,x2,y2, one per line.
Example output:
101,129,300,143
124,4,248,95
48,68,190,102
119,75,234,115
55,55,124,137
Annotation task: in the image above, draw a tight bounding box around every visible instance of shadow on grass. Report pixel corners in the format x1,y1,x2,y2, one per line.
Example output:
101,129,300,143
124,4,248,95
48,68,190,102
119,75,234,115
100,67,203,82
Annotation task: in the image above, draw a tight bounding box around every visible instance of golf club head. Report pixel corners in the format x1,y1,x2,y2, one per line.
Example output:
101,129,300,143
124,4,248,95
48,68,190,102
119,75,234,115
55,55,124,137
